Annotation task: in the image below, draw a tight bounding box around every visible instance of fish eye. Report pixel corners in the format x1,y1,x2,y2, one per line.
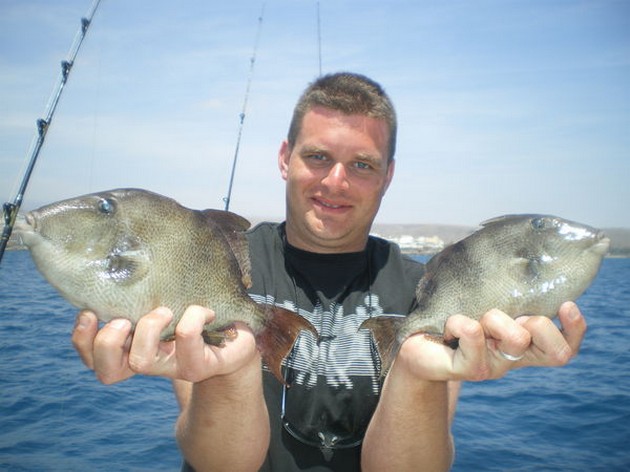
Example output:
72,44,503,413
531,217,547,230
98,198,115,215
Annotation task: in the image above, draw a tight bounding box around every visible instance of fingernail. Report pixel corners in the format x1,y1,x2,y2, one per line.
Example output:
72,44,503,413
110,318,130,330
75,312,91,330
568,303,580,321
153,307,173,318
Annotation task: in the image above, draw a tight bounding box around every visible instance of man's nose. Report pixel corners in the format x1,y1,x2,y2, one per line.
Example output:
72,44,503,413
322,163,349,190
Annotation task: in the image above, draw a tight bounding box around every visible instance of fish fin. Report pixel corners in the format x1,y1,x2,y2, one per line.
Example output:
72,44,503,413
203,209,253,289
201,323,239,346
202,209,251,232
104,249,149,284
360,316,406,376
102,234,150,283
240,273,253,290
255,306,318,386
230,234,253,288
511,255,541,280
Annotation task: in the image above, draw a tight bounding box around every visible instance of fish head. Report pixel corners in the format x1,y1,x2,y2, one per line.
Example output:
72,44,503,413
481,214,610,311
13,189,171,316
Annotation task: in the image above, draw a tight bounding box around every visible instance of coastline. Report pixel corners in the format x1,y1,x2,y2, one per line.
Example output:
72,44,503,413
6,225,629,258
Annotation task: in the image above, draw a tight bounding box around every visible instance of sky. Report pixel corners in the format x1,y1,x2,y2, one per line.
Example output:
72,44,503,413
1,0,629,228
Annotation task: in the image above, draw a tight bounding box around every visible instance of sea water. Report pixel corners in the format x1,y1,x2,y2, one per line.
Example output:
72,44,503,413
1,251,628,471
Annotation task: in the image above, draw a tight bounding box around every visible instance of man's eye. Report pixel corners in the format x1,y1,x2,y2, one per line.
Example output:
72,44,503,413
304,153,329,165
355,161,371,170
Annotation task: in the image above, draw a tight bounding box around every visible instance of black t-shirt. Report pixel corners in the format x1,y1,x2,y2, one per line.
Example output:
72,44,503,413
248,223,424,471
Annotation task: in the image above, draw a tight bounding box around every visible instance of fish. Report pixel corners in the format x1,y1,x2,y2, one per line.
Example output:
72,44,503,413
13,188,316,384
361,214,610,374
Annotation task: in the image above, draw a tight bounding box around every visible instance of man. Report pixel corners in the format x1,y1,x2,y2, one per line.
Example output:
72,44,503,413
72,73,586,471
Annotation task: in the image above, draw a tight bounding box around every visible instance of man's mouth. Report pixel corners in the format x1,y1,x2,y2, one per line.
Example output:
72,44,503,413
312,197,350,211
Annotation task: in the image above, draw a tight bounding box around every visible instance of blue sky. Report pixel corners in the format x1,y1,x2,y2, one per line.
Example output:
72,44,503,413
1,0,628,228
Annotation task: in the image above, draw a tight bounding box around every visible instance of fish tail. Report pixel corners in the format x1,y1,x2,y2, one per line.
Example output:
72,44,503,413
360,316,406,376
255,306,317,386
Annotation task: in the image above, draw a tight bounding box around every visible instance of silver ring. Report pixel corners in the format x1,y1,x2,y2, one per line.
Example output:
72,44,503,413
498,350,525,362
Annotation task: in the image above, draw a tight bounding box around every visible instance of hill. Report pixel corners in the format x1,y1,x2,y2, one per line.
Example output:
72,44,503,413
371,223,630,256
603,228,630,257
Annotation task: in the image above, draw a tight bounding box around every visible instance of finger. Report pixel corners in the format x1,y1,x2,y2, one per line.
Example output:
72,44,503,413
398,332,458,381
518,315,573,366
557,301,587,356
443,314,489,380
174,305,216,381
175,305,215,342
71,310,99,370
479,309,532,363
128,307,174,375
93,317,134,384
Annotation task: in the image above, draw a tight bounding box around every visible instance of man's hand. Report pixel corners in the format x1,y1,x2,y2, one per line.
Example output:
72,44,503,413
71,306,259,385
395,301,586,382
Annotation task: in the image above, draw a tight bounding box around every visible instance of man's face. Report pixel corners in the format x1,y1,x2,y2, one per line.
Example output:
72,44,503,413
279,106,395,253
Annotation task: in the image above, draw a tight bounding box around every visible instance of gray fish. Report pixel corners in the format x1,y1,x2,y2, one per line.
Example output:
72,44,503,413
13,188,316,384
361,214,610,374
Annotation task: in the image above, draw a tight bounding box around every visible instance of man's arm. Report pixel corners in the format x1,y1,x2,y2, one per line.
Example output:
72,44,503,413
361,302,586,472
362,367,456,471
174,355,269,472
72,306,270,472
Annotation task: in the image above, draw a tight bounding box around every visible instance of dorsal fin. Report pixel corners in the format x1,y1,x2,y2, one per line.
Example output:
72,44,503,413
202,209,252,288
202,209,250,232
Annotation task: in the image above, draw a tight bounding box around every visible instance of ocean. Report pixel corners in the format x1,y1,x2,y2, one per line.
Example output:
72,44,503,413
1,250,629,471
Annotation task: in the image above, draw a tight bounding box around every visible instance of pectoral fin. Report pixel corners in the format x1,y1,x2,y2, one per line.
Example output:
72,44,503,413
360,316,406,377
104,247,150,284
256,306,318,386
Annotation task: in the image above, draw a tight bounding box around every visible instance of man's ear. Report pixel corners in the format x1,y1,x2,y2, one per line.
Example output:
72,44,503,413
382,159,396,195
278,140,291,181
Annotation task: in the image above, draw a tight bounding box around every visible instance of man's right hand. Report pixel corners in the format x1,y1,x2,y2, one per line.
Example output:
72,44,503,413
71,306,260,385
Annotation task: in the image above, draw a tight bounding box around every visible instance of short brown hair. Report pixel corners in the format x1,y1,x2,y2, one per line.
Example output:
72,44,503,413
287,72,397,162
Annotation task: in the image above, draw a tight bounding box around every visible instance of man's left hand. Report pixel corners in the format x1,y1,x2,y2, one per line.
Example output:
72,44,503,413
396,301,586,381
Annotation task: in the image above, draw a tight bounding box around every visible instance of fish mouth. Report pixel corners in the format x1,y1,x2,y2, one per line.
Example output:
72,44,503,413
13,213,36,232
593,234,611,256
11,213,38,247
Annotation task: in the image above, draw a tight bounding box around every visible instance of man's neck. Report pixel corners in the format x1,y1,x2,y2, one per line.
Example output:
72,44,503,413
283,220,369,255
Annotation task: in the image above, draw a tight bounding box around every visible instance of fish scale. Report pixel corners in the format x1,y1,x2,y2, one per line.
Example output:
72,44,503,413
14,188,316,384
362,214,610,375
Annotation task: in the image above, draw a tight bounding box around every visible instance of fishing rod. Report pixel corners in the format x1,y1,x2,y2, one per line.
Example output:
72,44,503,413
223,2,323,212
317,1,322,75
0,0,102,265
223,3,266,212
